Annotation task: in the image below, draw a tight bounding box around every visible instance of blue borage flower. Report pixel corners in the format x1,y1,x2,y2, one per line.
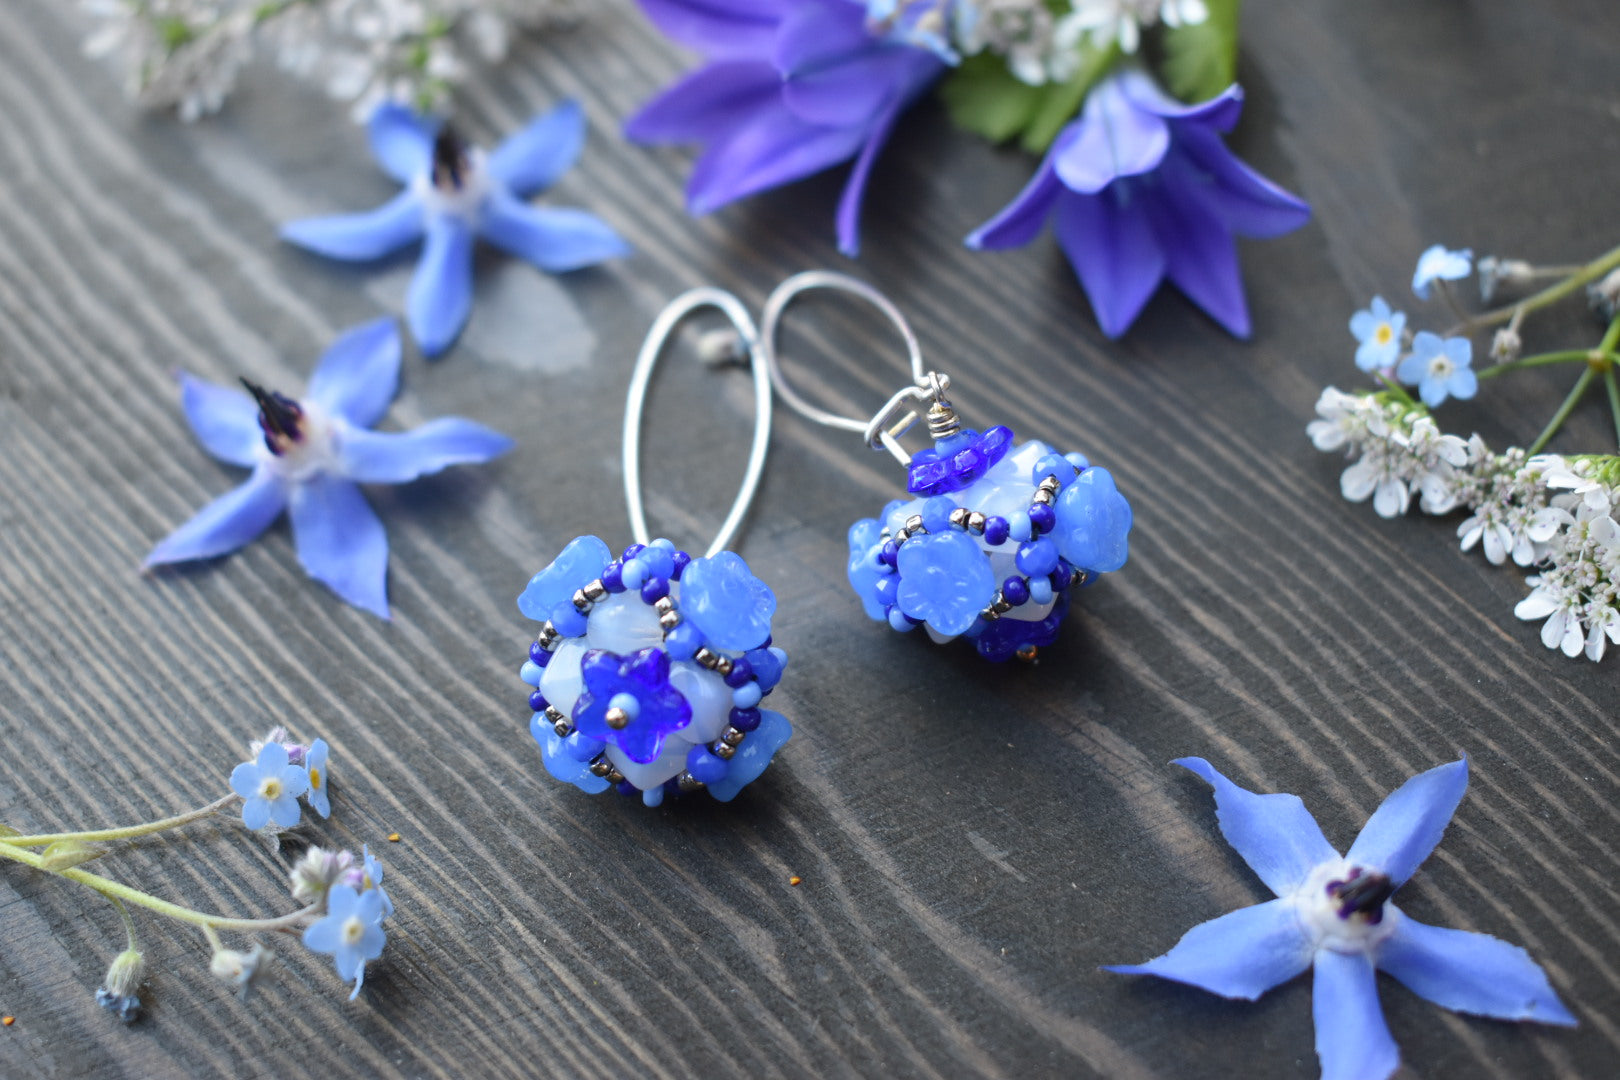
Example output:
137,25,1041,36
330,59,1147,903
282,102,629,357
1397,331,1477,408
846,428,1131,660
1108,757,1577,1080
230,743,310,830
145,318,514,618
1349,296,1405,373
517,537,791,805
1412,244,1473,300
302,884,387,1001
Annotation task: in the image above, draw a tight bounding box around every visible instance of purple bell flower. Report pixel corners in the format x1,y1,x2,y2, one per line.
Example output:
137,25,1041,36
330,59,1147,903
145,318,514,619
625,0,948,255
282,101,629,357
968,69,1311,339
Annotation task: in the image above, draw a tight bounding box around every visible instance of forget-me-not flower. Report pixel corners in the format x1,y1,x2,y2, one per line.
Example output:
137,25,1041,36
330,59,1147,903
302,884,387,1000
282,102,629,357
1108,757,1576,1080
1412,244,1473,300
346,844,395,921
1397,331,1477,408
1349,296,1405,372
145,318,514,619
231,743,311,830
968,69,1310,339
304,737,332,819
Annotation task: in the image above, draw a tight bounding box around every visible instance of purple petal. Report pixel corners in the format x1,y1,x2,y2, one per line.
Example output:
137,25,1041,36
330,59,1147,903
305,317,402,428
487,99,586,198
1168,130,1312,239
479,190,630,273
624,61,783,144
966,157,1063,250
179,374,261,467
1377,914,1577,1026
1104,899,1314,1000
1145,186,1252,338
636,0,789,59
687,97,868,214
1175,757,1339,897
773,1,872,76
281,191,425,262
1313,949,1401,1080
782,51,904,127
338,418,514,483
1344,758,1468,886
1053,82,1169,194
835,95,903,256
407,216,475,358
288,476,390,619
368,103,437,184
1117,68,1245,133
145,468,287,567
1052,188,1167,339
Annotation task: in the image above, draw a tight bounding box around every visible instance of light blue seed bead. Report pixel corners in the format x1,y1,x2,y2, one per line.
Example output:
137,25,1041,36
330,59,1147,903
649,537,676,552
1008,511,1033,542
1033,453,1072,485
607,692,642,720
520,660,544,686
621,558,647,590
550,603,588,638
642,786,664,807
1065,451,1090,470
921,495,956,532
665,622,702,660
732,681,763,708
641,545,675,580
888,608,915,632
1029,578,1055,605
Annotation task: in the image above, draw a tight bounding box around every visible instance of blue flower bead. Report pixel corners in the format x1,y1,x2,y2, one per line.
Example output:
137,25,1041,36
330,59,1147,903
1052,467,1132,574
518,535,611,622
680,551,776,652
573,648,692,764
906,426,1013,495
847,518,890,621
896,529,996,637
706,710,793,802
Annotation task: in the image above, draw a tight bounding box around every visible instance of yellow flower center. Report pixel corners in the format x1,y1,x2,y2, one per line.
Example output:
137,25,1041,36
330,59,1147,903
309,766,322,790
341,916,365,946
1374,323,1392,345
258,777,282,800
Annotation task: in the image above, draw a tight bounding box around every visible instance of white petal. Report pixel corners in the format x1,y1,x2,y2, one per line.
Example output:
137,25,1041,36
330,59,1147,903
1374,477,1410,518
1541,608,1569,650
1341,459,1378,502
1515,588,1559,621
1561,614,1586,657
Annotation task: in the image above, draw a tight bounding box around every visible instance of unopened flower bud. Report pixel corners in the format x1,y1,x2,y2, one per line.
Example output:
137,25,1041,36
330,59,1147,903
290,845,355,905
1589,268,1620,323
1490,327,1522,364
95,949,145,1023
210,943,270,1001
1476,256,1532,304
249,727,289,758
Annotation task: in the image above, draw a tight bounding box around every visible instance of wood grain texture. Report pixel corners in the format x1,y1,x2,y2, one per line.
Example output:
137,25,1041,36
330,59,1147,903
0,1,1616,1077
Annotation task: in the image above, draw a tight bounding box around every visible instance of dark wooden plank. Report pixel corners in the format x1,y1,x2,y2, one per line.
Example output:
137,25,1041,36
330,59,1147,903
0,1,1615,1077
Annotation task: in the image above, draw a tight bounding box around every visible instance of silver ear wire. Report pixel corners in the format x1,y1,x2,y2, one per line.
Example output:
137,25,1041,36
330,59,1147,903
623,287,773,559
758,270,956,466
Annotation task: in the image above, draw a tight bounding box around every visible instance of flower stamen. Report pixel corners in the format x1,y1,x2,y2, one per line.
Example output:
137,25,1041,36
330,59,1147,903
1326,868,1395,924
241,378,305,456
432,127,469,192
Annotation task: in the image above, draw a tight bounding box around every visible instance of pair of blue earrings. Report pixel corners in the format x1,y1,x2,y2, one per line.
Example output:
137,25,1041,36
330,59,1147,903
515,272,1134,806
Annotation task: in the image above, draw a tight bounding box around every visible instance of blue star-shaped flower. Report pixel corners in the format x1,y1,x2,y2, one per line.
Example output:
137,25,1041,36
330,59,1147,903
230,742,310,830
679,551,777,652
896,529,996,636
282,102,630,357
1411,245,1473,300
304,737,332,819
1108,757,1576,1080
573,648,693,764
906,425,1014,496
1397,331,1477,408
302,884,387,1000
145,317,514,618
1349,296,1405,372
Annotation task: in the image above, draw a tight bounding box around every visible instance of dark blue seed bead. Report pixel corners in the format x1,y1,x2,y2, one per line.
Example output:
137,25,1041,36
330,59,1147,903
528,641,549,665
616,781,638,797
640,575,670,603
622,543,646,561
879,540,898,567
729,706,762,732
600,562,625,593
672,550,691,579
1050,560,1074,590
761,635,772,648
528,690,549,712
1029,503,1056,535
1002,576,1030,606
724,657,753,688
984,516,1010,546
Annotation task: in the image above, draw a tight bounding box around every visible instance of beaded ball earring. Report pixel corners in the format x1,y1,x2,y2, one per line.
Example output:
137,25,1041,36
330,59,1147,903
515,289,791,806
761,271,1133,662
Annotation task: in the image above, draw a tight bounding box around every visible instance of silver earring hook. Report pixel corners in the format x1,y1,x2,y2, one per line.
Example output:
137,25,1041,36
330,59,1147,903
759,270,957,467
623,287,773,559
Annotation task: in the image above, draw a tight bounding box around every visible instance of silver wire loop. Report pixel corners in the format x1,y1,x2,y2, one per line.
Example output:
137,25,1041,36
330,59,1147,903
623,287,773,559
759,270,954,466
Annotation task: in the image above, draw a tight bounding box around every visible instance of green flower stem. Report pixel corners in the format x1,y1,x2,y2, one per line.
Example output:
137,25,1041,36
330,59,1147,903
1527,367,1597,456
113,896,138,953
1458,241,1620,333
1606,366,1620,449
1479,349,1618,380
1377,373,1418,407
0,794,237,848
1599,314,1620,356
0,841,316,933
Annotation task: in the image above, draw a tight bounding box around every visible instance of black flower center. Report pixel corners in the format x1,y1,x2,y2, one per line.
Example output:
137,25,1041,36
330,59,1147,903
1326,867,1395,924
241,378,304,456
432,127,469,192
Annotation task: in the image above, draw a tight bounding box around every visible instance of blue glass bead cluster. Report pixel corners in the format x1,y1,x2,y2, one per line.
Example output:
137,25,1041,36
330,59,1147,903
517,536,791,805
847,426,1132,661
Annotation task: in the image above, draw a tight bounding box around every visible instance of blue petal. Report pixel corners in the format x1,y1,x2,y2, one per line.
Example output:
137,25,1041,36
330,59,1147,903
966,155,1061,251
623,61,782,144
368,103,437,184
281,191,424,261
1052,186,1165,340
302,912,342,953
1344,757,1468,886
145,468,287,567
706,708,792,802
687,94,868,214
517,535,612,622
1313,949,1401,1080
1104,899,1314,1000
240,796,271,832
636,0,790,59
1145,180,1251,338
304,317,402,428
337,418,514,483
229,760,261,800
1176,757,1339,896
836,91,910,256
487,99,586,198
531,713,611,794
287,476,390,619
407,216,476,358
1053,76,1169,194
479,190,630,273
179,374,262,467
1377,913,1577,1025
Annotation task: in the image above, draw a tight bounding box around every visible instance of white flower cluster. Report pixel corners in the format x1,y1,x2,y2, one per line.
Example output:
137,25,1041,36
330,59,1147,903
957,0,1206,85
81,0,577,122
1309,387,1620,661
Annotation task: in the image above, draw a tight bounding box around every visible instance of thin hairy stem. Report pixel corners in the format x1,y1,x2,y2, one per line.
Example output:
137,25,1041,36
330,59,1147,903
0,794,237,847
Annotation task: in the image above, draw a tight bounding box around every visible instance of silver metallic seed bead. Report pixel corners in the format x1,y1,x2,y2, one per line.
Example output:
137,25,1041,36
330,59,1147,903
1072,570,1089,588
572,588,594,613
713,742,737,760
582,579,607,602
948,507,970,528
654,596,675,615
714,656,734,677
1032,488,1054,506
1039,474,1061,493
659,611,681,630
606,769,625,786
604,706,631,730
981,605,1002,621
537,624,560,647
905,514,925,534
589,758,612,778
693,647,720,670
966,511,986,533
677,772,706,793
892,529,910,545
721,727,745,747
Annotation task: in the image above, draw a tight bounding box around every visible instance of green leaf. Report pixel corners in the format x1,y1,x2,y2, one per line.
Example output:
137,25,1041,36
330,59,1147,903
40,841,105,872
940,54,1046,145
1160,0,1242,104
1020,43,1119,154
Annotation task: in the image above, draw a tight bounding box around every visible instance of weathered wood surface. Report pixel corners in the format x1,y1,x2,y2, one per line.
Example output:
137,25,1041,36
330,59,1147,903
1,1,1616,1077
